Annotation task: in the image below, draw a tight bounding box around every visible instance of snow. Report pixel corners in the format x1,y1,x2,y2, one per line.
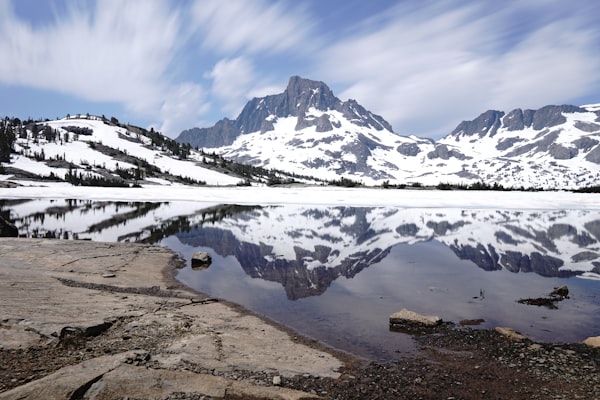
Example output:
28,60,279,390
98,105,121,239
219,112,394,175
2,185,600,210
581,103,600,112
11,118,242,186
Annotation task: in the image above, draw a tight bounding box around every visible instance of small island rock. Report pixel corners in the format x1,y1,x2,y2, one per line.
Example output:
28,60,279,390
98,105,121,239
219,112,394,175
550,285,569,298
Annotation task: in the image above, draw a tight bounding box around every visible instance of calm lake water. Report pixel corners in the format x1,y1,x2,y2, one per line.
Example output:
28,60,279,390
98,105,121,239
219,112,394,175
2,199,600,360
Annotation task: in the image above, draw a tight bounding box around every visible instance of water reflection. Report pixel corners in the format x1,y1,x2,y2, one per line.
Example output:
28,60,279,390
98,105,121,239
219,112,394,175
175,206,600,300
2,199,599,359
4,200,600,290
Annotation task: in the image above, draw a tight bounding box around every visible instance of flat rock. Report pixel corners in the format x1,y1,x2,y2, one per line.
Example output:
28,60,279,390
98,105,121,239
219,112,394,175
0,352,320,400
0,238,342,397
389,308,442,326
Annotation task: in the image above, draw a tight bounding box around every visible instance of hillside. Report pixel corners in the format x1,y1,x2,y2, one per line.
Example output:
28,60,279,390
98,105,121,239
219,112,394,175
0,115,313,188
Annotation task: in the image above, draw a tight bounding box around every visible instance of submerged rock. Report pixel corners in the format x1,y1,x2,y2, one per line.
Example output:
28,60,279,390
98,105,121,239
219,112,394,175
0,216,18,237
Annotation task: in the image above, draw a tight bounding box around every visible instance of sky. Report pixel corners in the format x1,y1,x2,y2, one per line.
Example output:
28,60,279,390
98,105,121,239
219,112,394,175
1,0,599,139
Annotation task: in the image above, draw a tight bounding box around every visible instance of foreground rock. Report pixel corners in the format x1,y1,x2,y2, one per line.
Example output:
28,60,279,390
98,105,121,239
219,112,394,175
1,238,598,400
494,327,528,341
0,238,341,399
389,308,442,333
583,336,600,348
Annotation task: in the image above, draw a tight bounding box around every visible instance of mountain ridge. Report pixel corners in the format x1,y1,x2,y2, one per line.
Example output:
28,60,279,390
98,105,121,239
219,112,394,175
175,76,600,189
177,76,393,149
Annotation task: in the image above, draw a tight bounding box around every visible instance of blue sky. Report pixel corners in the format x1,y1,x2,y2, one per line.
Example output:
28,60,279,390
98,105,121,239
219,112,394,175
1,0,599,139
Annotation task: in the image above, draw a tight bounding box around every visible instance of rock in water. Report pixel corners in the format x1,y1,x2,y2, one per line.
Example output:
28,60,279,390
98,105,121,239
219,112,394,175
550,285,569,298
191,252,212,269
389,308,442,329
0,216,18,237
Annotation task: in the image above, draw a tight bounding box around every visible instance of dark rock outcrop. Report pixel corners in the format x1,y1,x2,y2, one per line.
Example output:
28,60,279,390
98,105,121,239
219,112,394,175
0,215,18,237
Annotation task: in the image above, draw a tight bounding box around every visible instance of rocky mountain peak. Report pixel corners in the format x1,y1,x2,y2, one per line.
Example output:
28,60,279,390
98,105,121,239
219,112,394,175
176,76,394,148
284,76,339,113
449,105,590,140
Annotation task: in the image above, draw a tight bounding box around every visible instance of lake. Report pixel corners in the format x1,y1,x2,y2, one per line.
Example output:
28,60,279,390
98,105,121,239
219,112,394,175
2,198,599,360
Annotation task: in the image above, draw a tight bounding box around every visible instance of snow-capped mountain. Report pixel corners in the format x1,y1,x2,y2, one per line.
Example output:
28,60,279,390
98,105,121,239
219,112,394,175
176,76,600,189
0,116,245,187
437,104,600,189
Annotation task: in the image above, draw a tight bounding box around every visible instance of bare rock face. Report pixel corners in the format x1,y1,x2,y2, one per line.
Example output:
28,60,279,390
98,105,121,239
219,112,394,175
0,238,342,399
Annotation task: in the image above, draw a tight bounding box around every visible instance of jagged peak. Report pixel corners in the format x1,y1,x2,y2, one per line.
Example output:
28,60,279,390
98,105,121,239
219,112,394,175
448,104,593,140
286,76,333,97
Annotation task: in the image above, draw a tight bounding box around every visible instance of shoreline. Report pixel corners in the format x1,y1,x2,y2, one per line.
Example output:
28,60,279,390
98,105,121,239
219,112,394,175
0,238,598,399
3,184,600,210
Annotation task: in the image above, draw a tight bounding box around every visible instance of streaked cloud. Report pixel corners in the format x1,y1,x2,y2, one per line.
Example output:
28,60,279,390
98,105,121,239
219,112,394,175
1,0,599,138
190,0,315,55
317,1,600,136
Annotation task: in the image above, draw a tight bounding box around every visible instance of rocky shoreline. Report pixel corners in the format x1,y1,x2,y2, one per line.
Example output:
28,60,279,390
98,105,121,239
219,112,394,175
0,238,598,400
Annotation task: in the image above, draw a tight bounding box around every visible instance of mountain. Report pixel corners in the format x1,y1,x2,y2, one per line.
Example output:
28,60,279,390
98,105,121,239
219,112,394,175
177,76,393,148
177,76,431,184
176,76,600,189
437,104,600,189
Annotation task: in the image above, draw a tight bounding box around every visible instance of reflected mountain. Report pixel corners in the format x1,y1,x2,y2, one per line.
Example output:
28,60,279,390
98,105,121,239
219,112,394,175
3,200,600,300
175,206,600,299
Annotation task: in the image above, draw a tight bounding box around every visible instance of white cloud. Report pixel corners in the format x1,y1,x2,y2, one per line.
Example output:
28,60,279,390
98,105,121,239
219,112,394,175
0,1,179,113
206,57,255,116
317,1,600,137
157,82,210,137
191,0,315,55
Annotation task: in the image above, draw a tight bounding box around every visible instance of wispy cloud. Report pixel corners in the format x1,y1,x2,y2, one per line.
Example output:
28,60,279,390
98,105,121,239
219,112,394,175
190,0,315,55
0,0,204,134
2,1,599,139
206,57,256,116
317,1,600,137
0,0,316,136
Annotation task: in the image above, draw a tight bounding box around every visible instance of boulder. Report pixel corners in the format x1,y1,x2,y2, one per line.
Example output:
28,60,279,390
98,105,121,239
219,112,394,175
0,216,18,237
495,327,527,341
191,252,212,269
550,285,569,298
389,308,442,328
582,336,600,348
